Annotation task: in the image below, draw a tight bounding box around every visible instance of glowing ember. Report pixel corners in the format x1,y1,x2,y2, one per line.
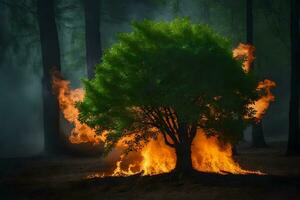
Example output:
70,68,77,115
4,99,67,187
53,43,273,177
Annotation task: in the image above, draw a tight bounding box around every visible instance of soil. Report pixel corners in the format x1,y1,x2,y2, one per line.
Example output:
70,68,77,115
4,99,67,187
1,142,300,200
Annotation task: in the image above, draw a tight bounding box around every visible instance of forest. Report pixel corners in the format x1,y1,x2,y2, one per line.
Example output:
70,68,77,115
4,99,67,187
0,0,299,199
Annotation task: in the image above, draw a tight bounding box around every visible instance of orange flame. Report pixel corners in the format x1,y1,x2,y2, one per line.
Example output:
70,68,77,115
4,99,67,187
88,130,262,178
233,43,255,73
251,79,276,121
52,72,105,144
52,43,273,177
232,43,276,121
191,130,259,174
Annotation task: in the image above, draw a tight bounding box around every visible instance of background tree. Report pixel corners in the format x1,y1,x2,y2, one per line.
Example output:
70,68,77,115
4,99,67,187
287,0,300,155
246,0,267,148
84,0,102,79
78,19,259,173
37,0,62,154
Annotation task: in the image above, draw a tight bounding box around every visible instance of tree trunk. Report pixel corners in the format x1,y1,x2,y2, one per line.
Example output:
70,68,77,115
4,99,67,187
201,1,210,24
174,142,193,174
246,0,253,44
246,0,267,148
37,0,62,154
252,122,267,147
173,124,194,174
84,0,102,79
287,0,300,155
172,0,180,17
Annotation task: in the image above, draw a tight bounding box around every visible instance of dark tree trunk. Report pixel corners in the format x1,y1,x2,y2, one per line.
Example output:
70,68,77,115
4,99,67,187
174,142,193,174
173,124,194,174
247,0,267,148
201,1,210,24
37,0,62,154
287,0,300,155
172,0,180,17
246,0,253,44
252,122,267,147
232,145,238,155
84,0,102,79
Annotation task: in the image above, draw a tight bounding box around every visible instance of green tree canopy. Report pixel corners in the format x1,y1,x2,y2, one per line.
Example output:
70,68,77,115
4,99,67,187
78,18,259,172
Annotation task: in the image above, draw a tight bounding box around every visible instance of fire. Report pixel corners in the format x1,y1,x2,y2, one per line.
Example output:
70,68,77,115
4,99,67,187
88,130,261,178
52,72,105,144
53,43,273,177
192,130,258,174
251,80,276,121
232,43,276,121
233,43,255,73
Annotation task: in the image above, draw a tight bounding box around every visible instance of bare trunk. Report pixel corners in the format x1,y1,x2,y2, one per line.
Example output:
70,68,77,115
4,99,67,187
37,0,62,154
201,2,210,24
246,0,253,44
174,124,194,174
174,142,193,174
246,0,267,147
252,122,267,147
84,0,102,79
287,0,300,155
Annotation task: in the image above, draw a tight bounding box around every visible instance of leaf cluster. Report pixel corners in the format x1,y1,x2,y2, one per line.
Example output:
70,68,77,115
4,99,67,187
78,18,259,152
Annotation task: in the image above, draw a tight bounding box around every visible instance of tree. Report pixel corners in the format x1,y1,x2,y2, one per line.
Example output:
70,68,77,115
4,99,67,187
84,0,102,79
37,0,62,154
78,19,259,173
287,0,300,155
200,0,210,24
246,0,267,148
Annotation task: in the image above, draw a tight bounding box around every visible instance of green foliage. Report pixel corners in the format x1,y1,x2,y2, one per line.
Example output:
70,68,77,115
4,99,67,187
78,18,259,152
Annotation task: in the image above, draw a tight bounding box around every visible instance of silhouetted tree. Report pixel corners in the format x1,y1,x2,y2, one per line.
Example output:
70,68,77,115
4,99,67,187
201,1,210,24
78,19,260,174
287,0,300,155
247,0,267,148
37,0,62,154
84,0,102,79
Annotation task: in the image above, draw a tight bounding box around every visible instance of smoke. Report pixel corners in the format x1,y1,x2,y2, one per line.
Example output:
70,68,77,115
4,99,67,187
0,0,293,157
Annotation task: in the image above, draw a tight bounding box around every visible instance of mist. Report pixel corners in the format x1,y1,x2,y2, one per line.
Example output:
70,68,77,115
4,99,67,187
0,0,292,157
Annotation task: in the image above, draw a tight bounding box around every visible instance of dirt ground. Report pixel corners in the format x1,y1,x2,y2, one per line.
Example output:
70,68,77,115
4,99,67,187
1,142,300,200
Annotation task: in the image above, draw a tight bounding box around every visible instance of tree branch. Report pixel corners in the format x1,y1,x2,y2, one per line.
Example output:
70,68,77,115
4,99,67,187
152,107,180,144
141,106,179,145
161,131,175,148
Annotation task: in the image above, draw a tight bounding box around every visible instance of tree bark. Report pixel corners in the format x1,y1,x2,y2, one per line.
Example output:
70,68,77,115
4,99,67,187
246,0,253,44
287,0,300,155
173,124,194,174
174,142,193,174
37,0,62,154
201,1,210,24
252,122,267,147
247,0,267,148
84,0,102,79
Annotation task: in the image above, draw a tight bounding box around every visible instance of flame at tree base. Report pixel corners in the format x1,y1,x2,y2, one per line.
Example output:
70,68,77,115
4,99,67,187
86,130,264,179
52,43,272,178
53,75,264,177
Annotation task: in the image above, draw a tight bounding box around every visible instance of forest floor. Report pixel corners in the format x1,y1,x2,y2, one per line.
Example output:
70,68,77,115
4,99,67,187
0,142,300,200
